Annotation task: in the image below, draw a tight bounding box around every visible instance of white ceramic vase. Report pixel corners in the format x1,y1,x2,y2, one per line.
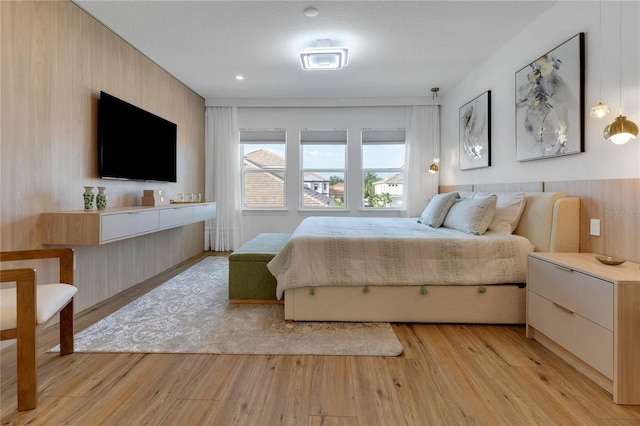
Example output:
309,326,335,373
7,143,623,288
96,186,108,210
83,186,95,210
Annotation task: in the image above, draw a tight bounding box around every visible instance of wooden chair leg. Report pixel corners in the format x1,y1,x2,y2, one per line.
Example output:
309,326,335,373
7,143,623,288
16,269,37,411
59,300,74,355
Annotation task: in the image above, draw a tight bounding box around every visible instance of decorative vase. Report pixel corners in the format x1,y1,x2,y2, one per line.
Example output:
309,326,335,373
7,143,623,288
96,186,108,210
83,186,95,210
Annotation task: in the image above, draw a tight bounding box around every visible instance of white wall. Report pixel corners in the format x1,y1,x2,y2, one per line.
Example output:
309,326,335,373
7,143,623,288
440,1,640,185
228,1,640,240
238,106,415,240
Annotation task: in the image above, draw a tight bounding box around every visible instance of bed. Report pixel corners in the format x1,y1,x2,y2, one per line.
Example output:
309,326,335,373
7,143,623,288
267,192,580,324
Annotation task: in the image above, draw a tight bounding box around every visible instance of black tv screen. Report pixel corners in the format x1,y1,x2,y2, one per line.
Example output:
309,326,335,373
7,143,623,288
98,91,177,182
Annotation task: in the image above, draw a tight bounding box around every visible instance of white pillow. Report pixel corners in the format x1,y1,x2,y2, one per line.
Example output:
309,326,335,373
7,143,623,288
418,192,459,228
474,192,526,234
443,195,498,235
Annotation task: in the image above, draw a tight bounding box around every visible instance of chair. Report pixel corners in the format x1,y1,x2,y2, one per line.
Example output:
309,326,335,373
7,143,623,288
0,248,77,411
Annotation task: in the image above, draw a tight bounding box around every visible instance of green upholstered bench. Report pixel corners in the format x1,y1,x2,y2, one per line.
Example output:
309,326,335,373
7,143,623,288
228,233,291,303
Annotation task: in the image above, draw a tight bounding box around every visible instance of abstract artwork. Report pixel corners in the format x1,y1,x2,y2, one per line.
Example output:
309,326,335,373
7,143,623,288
459,90,491,170
515,33,584,161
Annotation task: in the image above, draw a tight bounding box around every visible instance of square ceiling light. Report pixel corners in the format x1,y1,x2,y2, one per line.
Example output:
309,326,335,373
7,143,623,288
300,42,349,70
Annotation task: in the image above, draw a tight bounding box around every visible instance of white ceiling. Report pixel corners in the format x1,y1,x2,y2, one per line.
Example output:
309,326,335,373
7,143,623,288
74,0,557,100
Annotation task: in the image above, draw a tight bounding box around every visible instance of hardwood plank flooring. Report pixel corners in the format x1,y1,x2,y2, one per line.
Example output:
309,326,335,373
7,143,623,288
2,252,640,425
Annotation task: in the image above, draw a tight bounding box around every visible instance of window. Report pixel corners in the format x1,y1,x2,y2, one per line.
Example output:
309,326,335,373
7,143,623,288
240,129,286,208
361,129,405,208
300,129,347,209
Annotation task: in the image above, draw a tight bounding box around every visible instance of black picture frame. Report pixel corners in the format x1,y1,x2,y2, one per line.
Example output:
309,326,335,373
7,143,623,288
515,32,585,161
459,90,491,170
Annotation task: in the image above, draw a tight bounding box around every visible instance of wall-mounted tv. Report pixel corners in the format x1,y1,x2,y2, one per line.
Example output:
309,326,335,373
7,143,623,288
98,91,177,183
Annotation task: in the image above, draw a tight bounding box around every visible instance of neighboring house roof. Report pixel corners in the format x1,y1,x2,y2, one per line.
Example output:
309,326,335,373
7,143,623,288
330,182,344,197
374,173,403,185
243,149,332,207
245,148,284,168
303,172,330,183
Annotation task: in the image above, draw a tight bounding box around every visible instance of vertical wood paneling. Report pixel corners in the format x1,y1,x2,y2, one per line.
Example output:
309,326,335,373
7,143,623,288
1,1,205,313
545,178,639,263
473,181,543,193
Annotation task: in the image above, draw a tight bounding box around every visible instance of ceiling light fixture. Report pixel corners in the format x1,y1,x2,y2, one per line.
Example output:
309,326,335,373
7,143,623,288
431,87,439,100
590,0,610,119
300,39,349,71
603,0,638,144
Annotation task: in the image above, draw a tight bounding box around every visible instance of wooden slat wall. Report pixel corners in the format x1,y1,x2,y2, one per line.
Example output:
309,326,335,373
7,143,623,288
440,179,640,263
545,178,639,263
438,184,473,193
0,1,206,312
473,182,543,193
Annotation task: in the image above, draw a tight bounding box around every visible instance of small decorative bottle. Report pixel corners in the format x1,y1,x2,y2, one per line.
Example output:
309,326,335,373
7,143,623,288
96,186,108,210
83,186,95,210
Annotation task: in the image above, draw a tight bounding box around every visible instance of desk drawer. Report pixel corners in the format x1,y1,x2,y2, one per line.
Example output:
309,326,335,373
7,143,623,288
528,256,613,330
528,291,613,379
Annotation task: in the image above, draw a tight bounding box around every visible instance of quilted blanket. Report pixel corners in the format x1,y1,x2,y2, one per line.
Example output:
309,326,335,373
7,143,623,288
267,217,534,299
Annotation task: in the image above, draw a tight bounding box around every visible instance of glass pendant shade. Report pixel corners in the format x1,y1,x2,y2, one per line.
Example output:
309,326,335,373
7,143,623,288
428,156,440,174
603,115,639,144
590,102,610,118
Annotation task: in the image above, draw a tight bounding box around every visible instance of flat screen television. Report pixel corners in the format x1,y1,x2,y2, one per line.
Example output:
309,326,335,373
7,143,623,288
98,91,177,182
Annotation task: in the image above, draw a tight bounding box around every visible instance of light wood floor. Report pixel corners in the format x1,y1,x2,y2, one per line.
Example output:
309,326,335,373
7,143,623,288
2,252,639,425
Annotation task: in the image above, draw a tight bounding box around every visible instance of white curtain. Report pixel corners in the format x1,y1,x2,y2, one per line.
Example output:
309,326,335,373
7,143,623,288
404,105,440,217
204,106,244,251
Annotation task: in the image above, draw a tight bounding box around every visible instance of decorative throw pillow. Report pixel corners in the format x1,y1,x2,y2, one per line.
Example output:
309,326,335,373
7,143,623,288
417,192,459,228
443,194,498,235
474,192,526,234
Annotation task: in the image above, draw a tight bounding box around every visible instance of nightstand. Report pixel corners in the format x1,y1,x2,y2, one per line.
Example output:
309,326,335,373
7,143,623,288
527,252,640,405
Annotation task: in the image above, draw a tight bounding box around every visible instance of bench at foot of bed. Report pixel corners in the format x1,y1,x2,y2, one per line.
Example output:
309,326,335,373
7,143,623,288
228,233,290,303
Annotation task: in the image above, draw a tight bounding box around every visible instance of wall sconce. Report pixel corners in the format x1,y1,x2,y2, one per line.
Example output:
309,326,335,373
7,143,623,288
603,1,638,144
428,157,440,174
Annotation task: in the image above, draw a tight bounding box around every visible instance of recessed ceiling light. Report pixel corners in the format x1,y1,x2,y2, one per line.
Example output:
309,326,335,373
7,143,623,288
303,6,318,17
235,75,244,80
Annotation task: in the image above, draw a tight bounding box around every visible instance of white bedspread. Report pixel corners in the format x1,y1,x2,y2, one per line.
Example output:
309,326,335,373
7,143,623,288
267,217,534,299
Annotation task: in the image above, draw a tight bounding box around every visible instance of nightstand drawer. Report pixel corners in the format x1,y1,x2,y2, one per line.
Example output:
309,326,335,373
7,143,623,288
528,256,613,330
528,291,613,379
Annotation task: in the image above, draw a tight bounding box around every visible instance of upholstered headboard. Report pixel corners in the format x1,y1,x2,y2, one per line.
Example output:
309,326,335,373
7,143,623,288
513,192,580,252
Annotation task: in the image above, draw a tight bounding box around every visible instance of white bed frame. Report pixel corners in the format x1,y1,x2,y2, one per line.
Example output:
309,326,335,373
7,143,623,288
284,192,580,324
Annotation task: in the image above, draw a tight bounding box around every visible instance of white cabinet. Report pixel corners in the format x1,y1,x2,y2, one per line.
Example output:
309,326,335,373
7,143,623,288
41,202,216,245
192,203,217,222
158,206,193,229
527,252,640,405
102,210,160,242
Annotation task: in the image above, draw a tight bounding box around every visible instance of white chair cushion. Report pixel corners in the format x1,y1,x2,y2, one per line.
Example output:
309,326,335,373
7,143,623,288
0,283,77,331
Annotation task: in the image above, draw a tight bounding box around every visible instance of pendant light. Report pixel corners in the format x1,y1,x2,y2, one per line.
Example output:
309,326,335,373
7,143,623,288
428,157,440,174
603,1,638,144
429,95,440,174
590,0,610,118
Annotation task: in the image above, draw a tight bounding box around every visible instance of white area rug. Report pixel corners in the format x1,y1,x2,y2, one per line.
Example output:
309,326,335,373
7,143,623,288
51,256,403,356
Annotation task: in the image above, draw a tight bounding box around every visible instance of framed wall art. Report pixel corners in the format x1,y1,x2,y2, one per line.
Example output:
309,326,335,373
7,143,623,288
459,90,491,170
515,32,584,161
